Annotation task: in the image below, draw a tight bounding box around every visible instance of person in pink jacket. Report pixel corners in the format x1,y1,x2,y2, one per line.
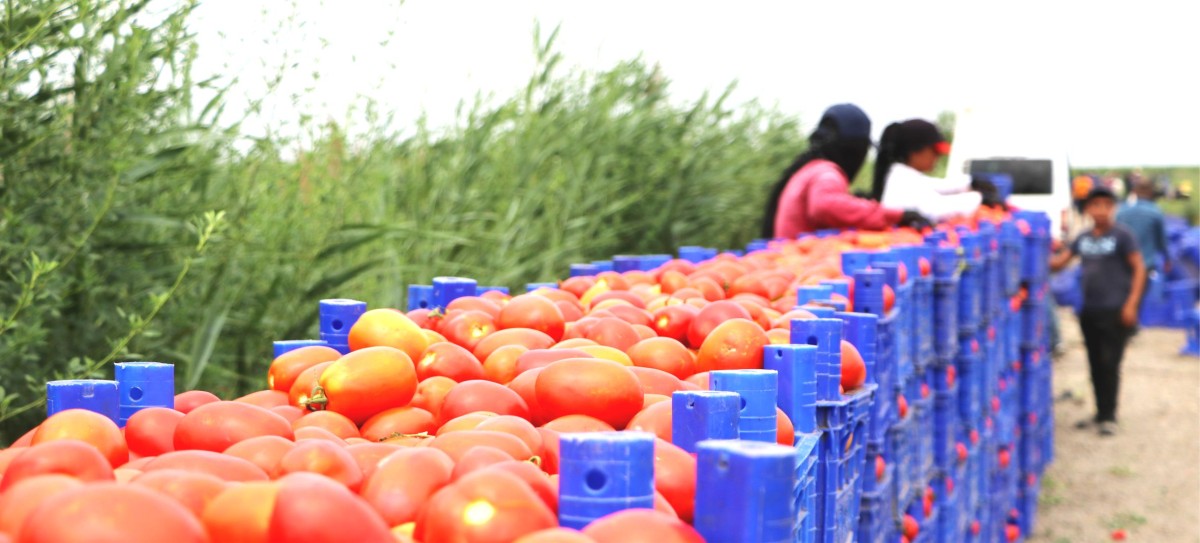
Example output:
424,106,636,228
762,103,930,239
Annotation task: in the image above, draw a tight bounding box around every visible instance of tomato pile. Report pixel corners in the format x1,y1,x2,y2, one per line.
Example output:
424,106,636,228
0,227,962,543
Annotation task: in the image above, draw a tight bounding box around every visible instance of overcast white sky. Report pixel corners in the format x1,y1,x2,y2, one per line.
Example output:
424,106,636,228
190,0,1199,167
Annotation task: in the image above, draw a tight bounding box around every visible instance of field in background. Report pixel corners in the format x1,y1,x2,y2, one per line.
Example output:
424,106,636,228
0,1,804,440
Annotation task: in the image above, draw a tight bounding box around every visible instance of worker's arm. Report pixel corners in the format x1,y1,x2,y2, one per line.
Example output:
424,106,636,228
806,171,904,230
1049,238,1076,272
1123,250,1146,328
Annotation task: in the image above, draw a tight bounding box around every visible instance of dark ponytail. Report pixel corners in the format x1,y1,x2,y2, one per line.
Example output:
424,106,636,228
871,122,902,202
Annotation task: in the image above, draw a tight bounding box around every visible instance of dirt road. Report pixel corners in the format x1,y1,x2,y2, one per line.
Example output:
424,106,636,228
1029,309,1200,543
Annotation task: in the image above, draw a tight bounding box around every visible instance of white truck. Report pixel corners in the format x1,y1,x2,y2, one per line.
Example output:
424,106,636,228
944,104,1073,241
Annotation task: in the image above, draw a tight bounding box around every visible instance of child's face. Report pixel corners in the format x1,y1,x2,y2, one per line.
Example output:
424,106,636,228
1085,197,1116,226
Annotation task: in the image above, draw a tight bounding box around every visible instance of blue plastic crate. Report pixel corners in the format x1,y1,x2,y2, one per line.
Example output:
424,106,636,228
933,386,960,472
861,436,894,497
934,276,960,359
890,414,917,510
915,371,936,488
957,337,984,428
814,386,874,543
1019,421,1048,477
903,486,939,543
1000,223,1024,297
793,433,821,543
934,472,962,543
915,276,936,366
1016,472,1040,539
857,489,898,543
840,310,894,446
897,282,915,380
1019,301,1046,350
958,262,983,334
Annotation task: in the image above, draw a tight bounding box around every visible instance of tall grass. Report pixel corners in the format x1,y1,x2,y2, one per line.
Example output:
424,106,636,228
0,5,806,441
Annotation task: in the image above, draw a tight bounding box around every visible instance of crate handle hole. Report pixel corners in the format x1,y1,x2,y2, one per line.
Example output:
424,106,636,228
331,319,344,331
129,387,143,401
585,469,607,492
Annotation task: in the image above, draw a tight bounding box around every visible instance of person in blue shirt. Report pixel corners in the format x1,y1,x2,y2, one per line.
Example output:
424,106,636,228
1051,186,1146,436
1117,177,1169,274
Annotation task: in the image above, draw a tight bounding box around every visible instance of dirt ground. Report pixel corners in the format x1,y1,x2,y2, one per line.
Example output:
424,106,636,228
1029,309,1200,543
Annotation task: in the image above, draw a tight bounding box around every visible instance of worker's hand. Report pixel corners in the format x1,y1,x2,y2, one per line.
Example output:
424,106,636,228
898,210,933,230
1121,302,1138,328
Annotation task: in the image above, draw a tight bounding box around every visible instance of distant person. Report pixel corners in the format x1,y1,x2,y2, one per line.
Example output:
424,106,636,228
1118,177,1169,274
1050,186,1146,436
762,104,931,238
871,119,991,220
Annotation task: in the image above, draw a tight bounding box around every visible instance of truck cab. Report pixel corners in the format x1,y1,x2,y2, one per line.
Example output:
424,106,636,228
944,105,1073,240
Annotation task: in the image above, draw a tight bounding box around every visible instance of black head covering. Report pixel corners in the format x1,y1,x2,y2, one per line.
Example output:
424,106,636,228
871,119,948,201
761,104,873,238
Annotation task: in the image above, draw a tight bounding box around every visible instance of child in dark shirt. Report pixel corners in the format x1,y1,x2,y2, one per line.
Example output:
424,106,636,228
1050,186,1146,436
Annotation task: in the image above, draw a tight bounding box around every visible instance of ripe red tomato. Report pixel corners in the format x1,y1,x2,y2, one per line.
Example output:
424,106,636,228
411,376,456,417
429,431,534,463
361,447,454,526
685,371,710,390
173,390,220,414
507,368,547,424
270,472,393,542
417,342,486,382
131,469,227,517
475,328,556,362
17,483,208,543
440,380,531,425
628,337,696,379
270,405,305,424
535,428,561,474
515,528,594,543
946,365,957,388
542,414,617,433
236,389,290,409
584,317,641,352
292,410,360,440
902,513,919,539
875,455,886,481
918,257,932,277
654,438,697,523
581,509,704,543
201,480,278,542
776,407,795,445
696,318,769,372
451,446,513,481
687,301,751,348
348,308,429,362
475,415,543,457
173,400,293,452
124,407,184,457
223,435,295,479
293,426,345,445
142,450,269,482
279,439,363,491
629,366,686,396
310,346,418,424
1006,525,1021,542
651,305,698,344
883,284,896,313
441,310,498,352
772,308,818,329
898,394,909,419
515,348,592,375
32,409,128,468
499,294,567,341
628,401,676,444
288,361,334,408
268,345,341,392
536,359,644,429
840,340,867,391
438,413,496,435
360,406,436,442
606,304,654,328
448,296,503,320
0,475,84,536
344,442,401,479
417,469,557,543
957,442,969,463
0,442,113,491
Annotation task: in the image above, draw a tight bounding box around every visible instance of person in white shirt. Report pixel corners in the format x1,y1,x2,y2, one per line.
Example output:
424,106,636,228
870,119,984,222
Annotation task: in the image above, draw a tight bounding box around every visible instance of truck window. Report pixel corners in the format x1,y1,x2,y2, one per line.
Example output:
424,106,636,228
967,159,1054,195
